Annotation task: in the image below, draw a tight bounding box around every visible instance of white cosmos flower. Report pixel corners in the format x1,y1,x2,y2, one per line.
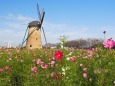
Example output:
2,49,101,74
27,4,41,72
62,67,65,72
62,71,65,75
66,57,70,61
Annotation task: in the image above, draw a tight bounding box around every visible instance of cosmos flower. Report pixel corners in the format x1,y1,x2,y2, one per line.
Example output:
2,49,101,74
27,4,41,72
44,65,49,69
70,57,76,62
103,39,115,48
83,72,88,78
51,72,56,77
41,64,49,69
37,59,42,64
51,72,60,80
80,64,83,67
83,67,87,71
66,57,70,61
0,68,3,72
114,81,115,84
54,51,63,60
32,58,36,63
5,66,10,70
31,66,37,73
51,61,55,65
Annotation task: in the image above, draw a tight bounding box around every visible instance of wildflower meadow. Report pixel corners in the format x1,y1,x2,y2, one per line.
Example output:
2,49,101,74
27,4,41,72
0,39,115,86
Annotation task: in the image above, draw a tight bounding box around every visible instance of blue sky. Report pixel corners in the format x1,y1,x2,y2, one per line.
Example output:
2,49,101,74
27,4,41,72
0,0,115,47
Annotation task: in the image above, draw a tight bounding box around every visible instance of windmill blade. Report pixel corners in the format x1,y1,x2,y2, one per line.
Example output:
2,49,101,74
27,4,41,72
21,27,37,48
37,3,41,22
23,28,37,44
42,26,47,45
21,26,29,48
40,11,45,26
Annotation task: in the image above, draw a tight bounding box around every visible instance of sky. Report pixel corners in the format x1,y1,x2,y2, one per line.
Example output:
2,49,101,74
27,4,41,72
0,0,115,47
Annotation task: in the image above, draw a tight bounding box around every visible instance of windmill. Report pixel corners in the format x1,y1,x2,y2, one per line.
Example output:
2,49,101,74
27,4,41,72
21,3,47,49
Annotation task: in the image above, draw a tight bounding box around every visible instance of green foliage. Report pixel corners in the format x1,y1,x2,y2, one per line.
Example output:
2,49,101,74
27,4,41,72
0,48,115,86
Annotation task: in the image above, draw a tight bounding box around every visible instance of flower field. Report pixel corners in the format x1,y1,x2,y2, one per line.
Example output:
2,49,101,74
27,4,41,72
0,47,115,86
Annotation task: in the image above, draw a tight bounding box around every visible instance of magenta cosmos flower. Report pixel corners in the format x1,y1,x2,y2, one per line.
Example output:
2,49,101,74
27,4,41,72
54,51,63,60
103,39,115,48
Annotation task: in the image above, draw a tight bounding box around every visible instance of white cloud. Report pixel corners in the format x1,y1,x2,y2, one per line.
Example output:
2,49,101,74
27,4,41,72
0,28,24,43
0,14,30,46
0,14,34,23
43,21,67,31
16,15,28,21
1,14,115,47
41,22,94,44
0,14,15,19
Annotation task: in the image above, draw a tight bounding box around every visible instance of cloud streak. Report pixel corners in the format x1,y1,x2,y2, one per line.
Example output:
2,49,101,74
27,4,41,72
42,22,98,44
1,14,115,47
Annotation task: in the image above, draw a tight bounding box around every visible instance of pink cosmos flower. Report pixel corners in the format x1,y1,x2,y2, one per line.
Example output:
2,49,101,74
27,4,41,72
31,66,37,73
40,63,49,69
103,39,115,48
55,64,58,67
70,57,76,62
88,54,92,59
80,64,83,67
32,58,36,63
5,66,10,70
51,72,60,79
52,57,56,60
20,59,24,62
69,52,73,55
0,68,3,72
92,48,95,51
83,67,87,71
83,72,88,78
40,63,45,68
51,72,56,77
51,61,55,65
44,65,49,69
37,59,42,64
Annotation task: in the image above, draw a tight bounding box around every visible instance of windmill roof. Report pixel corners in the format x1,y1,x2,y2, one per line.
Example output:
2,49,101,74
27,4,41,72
28,21,40,27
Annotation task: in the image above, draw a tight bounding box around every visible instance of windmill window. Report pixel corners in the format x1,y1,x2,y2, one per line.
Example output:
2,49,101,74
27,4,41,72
30,44,32,47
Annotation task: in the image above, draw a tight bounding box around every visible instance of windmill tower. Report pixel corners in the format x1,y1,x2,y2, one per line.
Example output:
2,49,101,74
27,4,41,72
21,3,47,49
26,21,42,49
